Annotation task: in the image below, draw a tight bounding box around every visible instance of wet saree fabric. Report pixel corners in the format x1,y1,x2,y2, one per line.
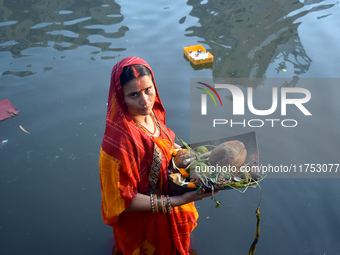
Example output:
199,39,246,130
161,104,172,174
99,57,198,254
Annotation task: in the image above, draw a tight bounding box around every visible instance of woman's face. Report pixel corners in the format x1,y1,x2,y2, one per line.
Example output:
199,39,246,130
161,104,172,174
122,75,156,118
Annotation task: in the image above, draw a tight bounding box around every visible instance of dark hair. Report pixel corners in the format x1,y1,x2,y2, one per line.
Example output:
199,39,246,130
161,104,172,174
120,64,152,87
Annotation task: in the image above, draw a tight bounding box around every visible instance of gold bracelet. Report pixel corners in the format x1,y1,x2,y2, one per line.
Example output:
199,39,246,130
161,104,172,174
155,194,159,213
166,195,171,214
150,194,156,213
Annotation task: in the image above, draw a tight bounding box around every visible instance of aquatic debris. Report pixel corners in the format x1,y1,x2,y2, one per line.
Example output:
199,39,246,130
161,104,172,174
248,185,262,255
183,45,214,65
0,139,9,149
0,99,20,122
19,125,31,134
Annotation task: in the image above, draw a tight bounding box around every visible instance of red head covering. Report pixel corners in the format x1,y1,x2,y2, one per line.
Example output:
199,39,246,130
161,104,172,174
106,56,166,125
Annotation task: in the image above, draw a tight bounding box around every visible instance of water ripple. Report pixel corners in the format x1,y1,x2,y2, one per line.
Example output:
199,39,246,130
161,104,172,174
0,1,127,77
46,30,79,38
63,16,92,26
58,10,73,15
0,21,17,27
185,0,337,79
31,22,54,29
0,1,126,57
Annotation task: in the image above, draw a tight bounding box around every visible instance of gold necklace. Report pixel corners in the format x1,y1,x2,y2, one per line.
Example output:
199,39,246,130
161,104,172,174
134,114,157,135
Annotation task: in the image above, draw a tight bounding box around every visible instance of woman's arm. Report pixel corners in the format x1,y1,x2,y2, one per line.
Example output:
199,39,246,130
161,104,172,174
125,189,219,212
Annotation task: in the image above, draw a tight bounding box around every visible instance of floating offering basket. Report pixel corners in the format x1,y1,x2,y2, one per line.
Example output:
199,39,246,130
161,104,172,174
169,131,262,197
183,44,214,65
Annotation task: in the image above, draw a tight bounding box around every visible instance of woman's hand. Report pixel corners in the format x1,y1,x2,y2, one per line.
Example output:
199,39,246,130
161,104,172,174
125,189,220,212
170,189,220,207
174,143,182,149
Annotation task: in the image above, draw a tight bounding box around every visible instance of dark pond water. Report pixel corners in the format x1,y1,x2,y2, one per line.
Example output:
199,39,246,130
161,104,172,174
1,0,339,254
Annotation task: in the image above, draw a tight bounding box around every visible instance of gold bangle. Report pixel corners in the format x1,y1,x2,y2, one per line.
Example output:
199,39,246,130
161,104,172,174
154,194,159,213
166,195,171,214
150,194,155,213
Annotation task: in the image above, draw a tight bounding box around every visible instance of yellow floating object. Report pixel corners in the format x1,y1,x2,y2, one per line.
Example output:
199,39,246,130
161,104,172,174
183,44,214,65
19,125,31,134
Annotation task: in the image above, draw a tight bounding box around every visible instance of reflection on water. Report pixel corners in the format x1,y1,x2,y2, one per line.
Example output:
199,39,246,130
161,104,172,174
185,0,335,80
0,0,126,76
0,0,336,78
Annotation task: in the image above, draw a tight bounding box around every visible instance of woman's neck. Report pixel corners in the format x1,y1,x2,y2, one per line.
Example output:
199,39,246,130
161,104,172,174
133,113,160,137
132,114,151,126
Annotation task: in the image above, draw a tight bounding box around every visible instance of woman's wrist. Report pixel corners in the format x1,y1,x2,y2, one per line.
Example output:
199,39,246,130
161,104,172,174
169,194,186,207
150,194,172,214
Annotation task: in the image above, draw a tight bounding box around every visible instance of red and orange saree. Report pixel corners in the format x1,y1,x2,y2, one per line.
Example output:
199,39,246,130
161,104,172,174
99,57,198,254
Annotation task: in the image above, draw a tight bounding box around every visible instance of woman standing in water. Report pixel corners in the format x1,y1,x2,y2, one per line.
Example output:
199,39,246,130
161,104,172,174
99,57,215,254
